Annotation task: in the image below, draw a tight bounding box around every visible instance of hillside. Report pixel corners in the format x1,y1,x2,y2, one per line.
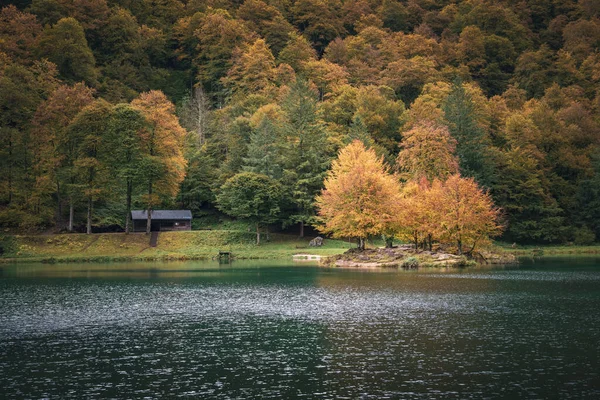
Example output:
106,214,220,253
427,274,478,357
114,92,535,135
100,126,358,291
1,0,599,245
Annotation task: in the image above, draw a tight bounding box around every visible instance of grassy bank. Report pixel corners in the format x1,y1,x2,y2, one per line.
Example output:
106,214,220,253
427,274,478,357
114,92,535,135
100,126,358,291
2,231,599,264
0,231,353,263
494,243,600,257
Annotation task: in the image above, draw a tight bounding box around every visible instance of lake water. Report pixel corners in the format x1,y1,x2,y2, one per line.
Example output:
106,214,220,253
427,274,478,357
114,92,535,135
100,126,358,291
1,258,599,399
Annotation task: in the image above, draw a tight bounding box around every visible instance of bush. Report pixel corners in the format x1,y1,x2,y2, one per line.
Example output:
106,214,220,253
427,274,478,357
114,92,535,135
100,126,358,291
402,256,419,269
573,226,596,245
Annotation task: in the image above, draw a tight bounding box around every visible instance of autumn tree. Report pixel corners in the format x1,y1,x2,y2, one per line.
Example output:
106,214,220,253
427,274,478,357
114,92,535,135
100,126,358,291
131,90,187,234
222,38,277,97
396,178,442,251
316,140,402,250
193,9,252,94
216,172,283,245
396,121,459,182
437,174,503,254
0,6,43,64
29,83,95,228
0,56,58,213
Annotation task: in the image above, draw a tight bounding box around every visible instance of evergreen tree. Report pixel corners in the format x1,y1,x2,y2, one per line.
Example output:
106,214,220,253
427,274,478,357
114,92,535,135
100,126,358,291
443,80,495,187
281,79,330,237
242,117,283,179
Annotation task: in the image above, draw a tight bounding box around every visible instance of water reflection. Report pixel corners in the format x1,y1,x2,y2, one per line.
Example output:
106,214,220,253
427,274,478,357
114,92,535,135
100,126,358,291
0,259,599,398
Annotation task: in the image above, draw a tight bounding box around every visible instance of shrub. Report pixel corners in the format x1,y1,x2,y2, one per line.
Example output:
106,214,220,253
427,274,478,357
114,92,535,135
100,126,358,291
402,256,419,269
573,227,596,245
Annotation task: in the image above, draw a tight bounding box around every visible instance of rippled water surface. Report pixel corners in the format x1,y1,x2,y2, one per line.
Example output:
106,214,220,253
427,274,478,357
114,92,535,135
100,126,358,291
1,258,600,399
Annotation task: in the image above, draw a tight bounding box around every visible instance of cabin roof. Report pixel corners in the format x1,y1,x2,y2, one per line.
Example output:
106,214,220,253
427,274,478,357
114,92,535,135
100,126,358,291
131,210,192,220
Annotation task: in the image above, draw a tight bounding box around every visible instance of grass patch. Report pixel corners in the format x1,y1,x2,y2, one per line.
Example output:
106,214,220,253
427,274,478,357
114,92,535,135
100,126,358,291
494,242,600,256
0,231,353,263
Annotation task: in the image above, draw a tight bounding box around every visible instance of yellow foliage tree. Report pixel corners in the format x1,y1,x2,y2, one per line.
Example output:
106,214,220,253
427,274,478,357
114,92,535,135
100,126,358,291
437,174,503,254
396,120,459,182
316,140,402,250
395,178,443,251
131,90,187,233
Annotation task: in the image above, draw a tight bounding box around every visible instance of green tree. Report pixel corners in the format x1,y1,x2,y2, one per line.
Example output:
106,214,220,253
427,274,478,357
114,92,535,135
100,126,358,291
277,31,318,73
36,17,98,85
281,79,330,237
216,172,283,245
243,117,284,179
576,152,600,242
67,100,112,234
237,0,294,56
106,104,148,233
291,0,346,54
443,80,495,187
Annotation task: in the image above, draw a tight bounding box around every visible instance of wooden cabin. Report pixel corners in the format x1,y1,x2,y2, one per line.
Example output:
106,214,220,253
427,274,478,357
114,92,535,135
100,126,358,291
131,210,192,232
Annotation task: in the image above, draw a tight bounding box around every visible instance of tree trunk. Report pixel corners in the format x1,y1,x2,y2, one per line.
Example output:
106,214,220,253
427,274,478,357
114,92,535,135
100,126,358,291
146,182,152,235
299,220,304,238
86,196,92,234
125,178,132,234
256,222,260,245
413,232,419,253
56,180,62,228
385,235,393,248
457,238,462,255
68,197,74,232
358,237,365,250
8,136,12,205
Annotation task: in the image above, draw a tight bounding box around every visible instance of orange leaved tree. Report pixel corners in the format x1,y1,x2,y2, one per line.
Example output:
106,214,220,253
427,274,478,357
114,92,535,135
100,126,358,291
437,174,503,254
397,177,444,251
316,140,402,250
396,120,459,182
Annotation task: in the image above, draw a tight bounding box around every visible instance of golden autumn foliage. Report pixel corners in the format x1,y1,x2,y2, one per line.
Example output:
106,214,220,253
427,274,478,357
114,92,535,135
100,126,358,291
131,90,187,210
435,174,503,254
398,175,502,254
396,178,442,250
396,121,459,182
316,140,402,249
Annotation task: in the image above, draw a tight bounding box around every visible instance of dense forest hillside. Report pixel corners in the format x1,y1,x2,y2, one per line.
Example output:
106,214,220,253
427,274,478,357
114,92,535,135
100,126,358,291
1,0,599,244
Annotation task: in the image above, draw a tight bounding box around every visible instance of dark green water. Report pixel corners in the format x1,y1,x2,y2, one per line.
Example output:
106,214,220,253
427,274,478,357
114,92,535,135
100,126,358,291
1,258,599,399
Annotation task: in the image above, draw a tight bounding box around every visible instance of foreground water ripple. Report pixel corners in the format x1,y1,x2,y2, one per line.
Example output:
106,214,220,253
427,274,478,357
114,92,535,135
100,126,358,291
1,259,600,399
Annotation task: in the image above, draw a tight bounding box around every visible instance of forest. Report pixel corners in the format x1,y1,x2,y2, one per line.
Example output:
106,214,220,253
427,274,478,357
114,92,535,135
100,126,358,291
1,0,599,245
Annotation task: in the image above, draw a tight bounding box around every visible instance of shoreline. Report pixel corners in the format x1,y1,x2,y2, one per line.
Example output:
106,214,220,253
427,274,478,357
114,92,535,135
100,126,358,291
319,246,519,269
1,231,599,265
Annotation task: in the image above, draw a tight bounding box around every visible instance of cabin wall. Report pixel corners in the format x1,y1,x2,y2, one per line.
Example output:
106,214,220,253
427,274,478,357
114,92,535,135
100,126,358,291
131,219,191,232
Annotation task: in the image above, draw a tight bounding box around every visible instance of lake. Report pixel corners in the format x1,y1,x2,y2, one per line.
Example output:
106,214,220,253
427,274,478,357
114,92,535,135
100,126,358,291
1,258,599,399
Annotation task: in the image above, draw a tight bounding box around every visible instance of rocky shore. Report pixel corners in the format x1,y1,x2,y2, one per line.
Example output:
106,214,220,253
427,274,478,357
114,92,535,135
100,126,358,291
320,245,518,269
